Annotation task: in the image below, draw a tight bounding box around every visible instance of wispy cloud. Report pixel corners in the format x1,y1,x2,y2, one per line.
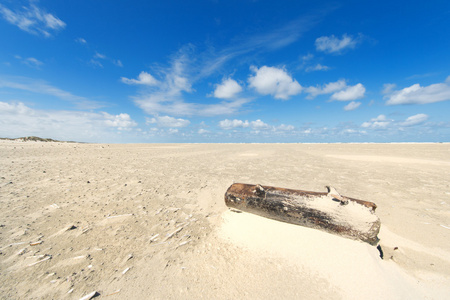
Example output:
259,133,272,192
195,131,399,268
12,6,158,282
136,95,250,117
90,52,107,68
248,65,302,100
75,37,87,44
89,59,103,68
94,52,106,59
127,49,251,117
24,57,43,68
406,72,440,80
305,64,329,72
0,76,105,109
125,14,325,117
15,55,44,68
113,59,123,67
302,54,314,61
237,16,321,52
199,14,324,77
385,77,450,105
194,98,250,116
382,83,396,94
298,54,330,72
315,34,361,54
0,2,65,37
76,40,123,68
0,101,137,142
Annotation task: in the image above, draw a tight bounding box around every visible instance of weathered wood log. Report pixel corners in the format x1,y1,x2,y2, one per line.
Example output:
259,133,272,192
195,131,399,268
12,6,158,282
224,183,380,245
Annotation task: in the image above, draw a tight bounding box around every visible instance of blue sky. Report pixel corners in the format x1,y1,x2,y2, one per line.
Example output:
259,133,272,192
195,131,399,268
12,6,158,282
1,0,449,143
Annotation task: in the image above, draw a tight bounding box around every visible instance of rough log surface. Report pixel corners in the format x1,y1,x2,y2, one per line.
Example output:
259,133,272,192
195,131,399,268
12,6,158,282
225,183,380,245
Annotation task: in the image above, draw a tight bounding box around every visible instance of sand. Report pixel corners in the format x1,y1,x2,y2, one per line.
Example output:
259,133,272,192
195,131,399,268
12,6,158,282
0,141,449,299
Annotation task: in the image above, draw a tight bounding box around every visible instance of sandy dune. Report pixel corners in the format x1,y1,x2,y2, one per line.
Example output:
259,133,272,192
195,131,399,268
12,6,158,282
1,142,449,299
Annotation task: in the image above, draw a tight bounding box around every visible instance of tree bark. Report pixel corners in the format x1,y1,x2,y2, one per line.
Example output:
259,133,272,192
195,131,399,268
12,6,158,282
224,183,380,245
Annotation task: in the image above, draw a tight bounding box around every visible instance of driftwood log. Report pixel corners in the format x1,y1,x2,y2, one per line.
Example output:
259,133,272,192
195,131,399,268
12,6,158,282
225,183,380,245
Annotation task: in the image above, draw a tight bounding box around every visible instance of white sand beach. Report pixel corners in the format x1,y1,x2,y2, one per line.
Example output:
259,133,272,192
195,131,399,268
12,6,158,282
1,141,449,299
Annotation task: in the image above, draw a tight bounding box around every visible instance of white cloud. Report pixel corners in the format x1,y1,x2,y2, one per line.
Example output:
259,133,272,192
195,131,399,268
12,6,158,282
248,66,302,100
212,78,242,99
361,113,431,132
0,76,105,109
219,118,294,132
198,128,209,134
0,101,32,115
0,3,65,37
400,114,428,126
331,83,365,101
219,119,249,130
147,115,190,128
361,115,391,129
305,80,365,101
385,78,450,105
373,115,387,121
275,124,295,131
305,64,330,72
121,71,160,86
343,129,357,134
103,113,137,130
250,119,271,130
344,101,361,111
306,80,347,99
114,60,123,67
315,34,359,54
0,101,137,142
